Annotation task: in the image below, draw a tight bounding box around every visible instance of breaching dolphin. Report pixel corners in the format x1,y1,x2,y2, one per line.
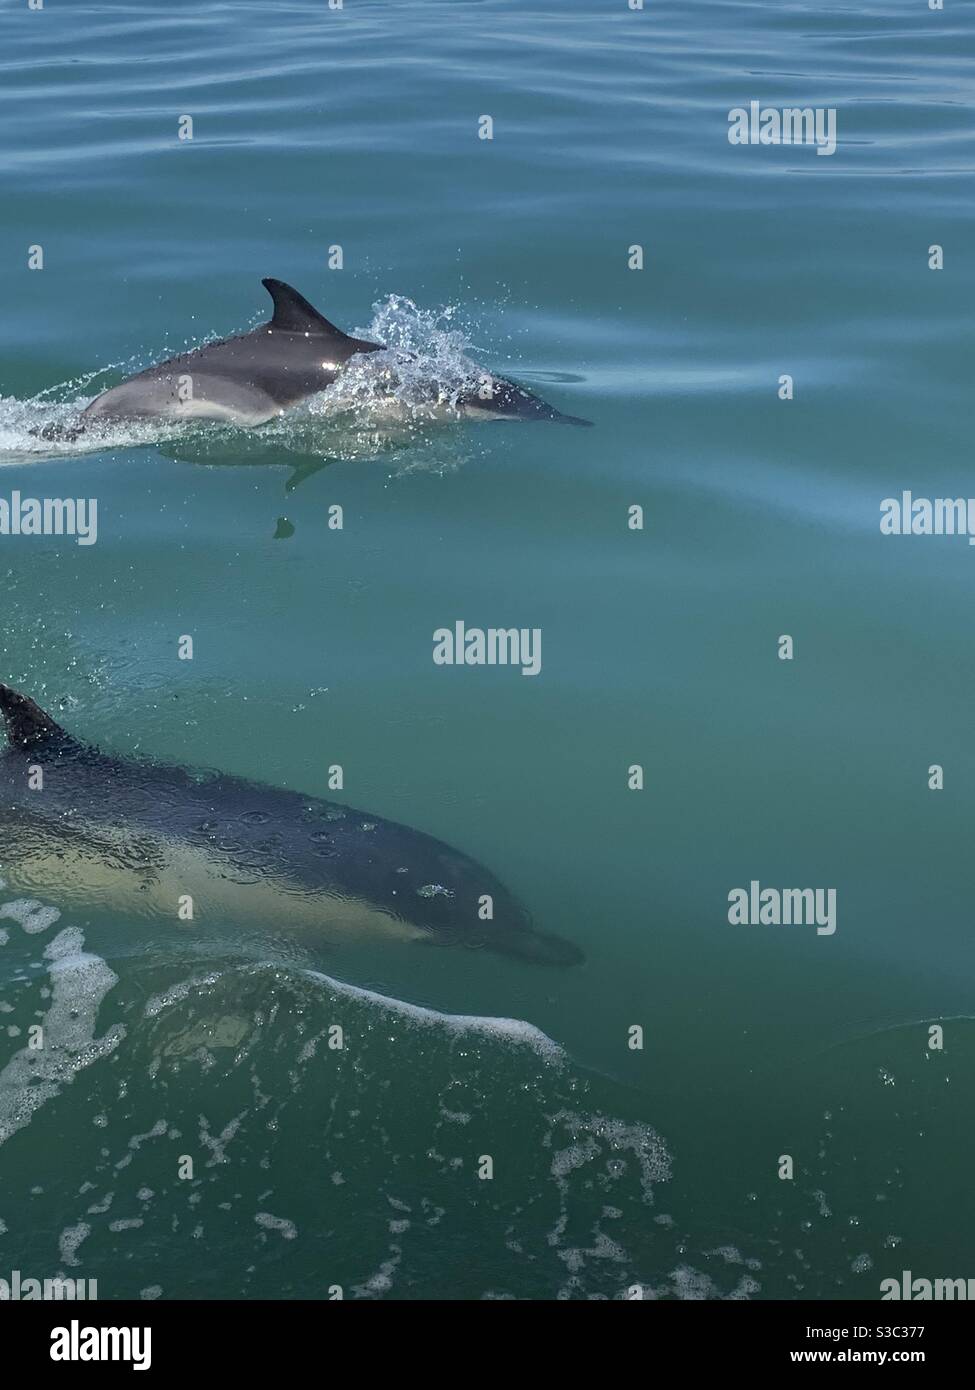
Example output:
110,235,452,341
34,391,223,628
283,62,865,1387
0,685,584,966
66,279,593,433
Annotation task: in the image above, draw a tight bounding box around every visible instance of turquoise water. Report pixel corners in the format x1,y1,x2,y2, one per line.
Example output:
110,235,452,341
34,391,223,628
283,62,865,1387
1,0,973,1300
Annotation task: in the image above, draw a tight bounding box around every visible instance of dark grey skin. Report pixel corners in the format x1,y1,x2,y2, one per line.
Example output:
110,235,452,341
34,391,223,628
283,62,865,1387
63,279,593,433
0,685,584,967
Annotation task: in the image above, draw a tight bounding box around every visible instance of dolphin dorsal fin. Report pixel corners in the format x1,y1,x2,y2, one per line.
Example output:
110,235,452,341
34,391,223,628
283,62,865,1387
261,279,384,352
0,684,67,749
262,278,341,334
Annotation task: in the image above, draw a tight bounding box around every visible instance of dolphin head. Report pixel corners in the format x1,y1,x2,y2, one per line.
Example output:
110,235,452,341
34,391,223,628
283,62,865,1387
379,837,585,966
458,374,593,428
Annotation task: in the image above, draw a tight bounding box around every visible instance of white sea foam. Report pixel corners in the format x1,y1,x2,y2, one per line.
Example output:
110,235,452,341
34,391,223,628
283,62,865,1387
44,926,83,958
255,1212,297,1240
0,925,125,1147
199,1112,245,1167
303,968,565,1062
116,1119,168,1167
352,1249,402,1298
549,1111,672,1199
58,1222,91,1268
144,972,222,1018
0,899,61,934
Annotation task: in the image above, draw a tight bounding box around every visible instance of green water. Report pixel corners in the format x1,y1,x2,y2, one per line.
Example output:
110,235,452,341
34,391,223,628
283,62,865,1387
1,0,973,1300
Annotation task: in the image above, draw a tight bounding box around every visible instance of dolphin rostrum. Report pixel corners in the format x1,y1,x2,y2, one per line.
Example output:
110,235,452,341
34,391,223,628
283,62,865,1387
0,685,584,967
69,279,593,433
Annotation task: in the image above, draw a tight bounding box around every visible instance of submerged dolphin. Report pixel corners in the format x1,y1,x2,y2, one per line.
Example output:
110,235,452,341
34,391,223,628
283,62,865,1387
64,279,592,434
0,685,584,967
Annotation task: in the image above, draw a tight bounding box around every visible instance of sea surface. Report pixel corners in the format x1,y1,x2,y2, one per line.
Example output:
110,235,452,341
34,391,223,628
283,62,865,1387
0,0,973,1300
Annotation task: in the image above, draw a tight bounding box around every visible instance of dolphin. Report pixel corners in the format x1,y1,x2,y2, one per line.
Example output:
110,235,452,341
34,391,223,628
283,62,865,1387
0,685,584,967
53,279,592,436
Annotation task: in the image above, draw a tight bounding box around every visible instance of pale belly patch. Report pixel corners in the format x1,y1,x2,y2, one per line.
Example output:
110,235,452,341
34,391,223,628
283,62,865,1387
169,397,279,427
1,816,425,946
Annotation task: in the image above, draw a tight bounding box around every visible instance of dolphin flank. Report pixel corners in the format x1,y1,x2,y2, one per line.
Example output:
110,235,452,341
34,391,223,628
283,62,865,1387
57,279,593,435
0,685,584,967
